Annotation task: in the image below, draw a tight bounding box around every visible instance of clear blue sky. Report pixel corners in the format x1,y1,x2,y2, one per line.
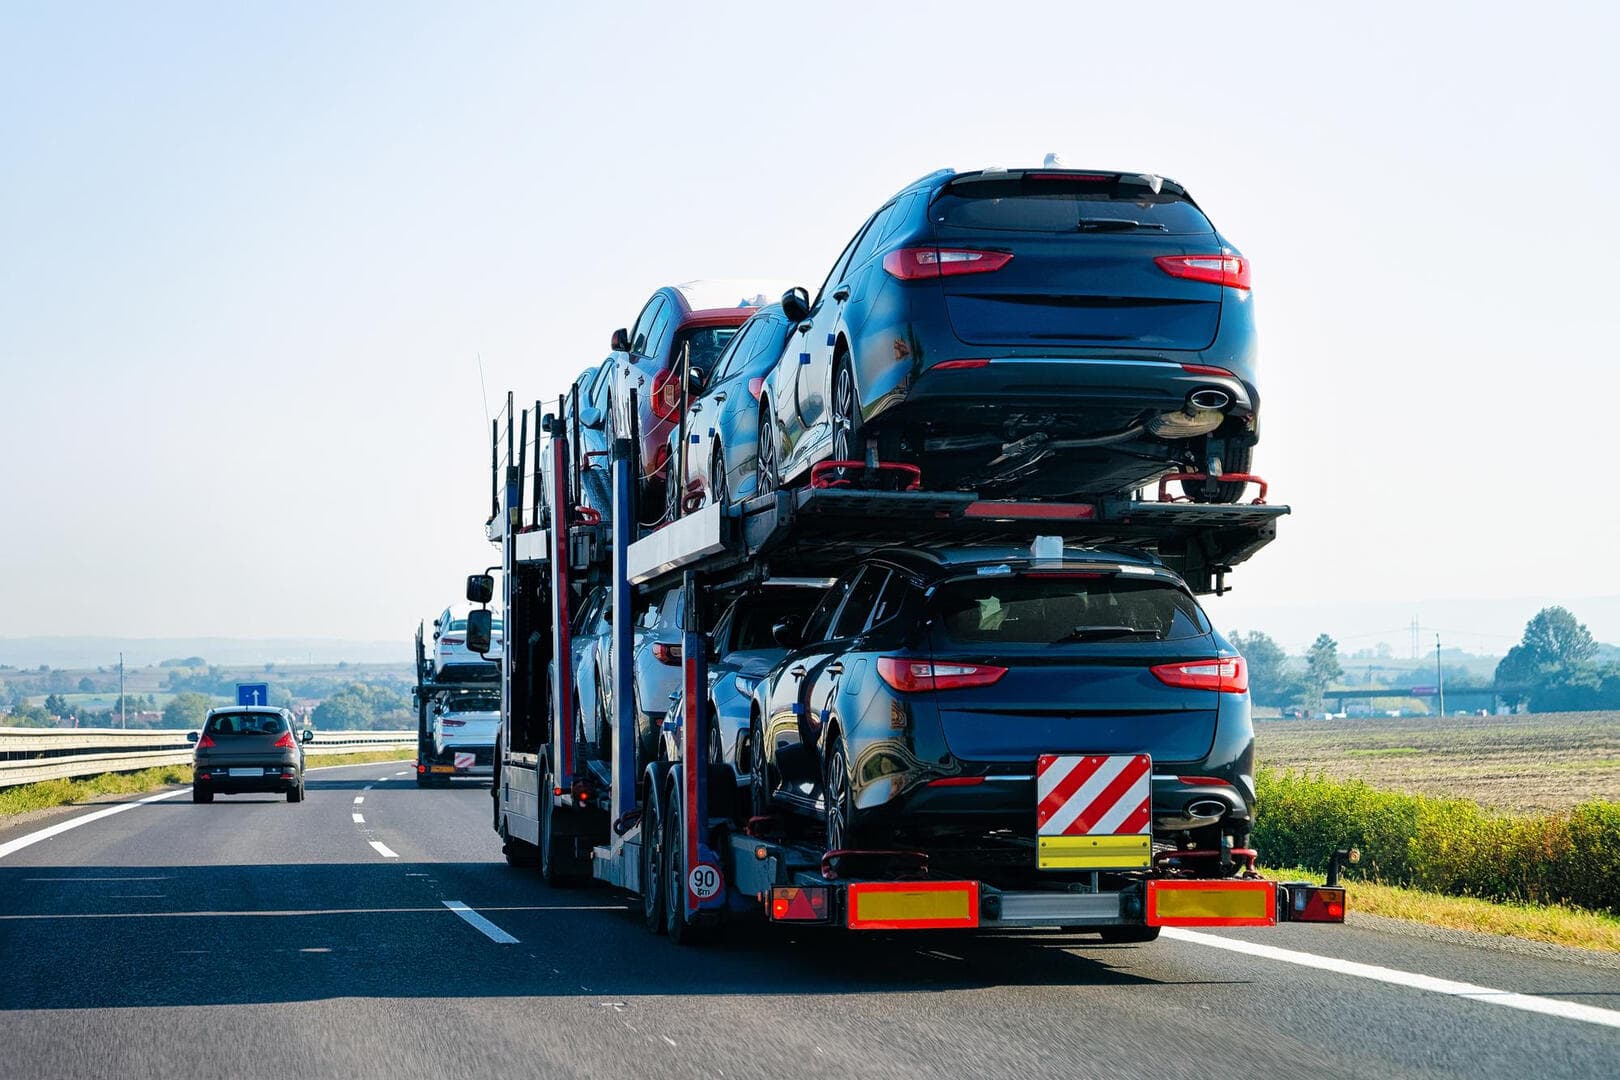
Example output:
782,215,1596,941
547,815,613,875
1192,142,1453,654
2,1,1616,651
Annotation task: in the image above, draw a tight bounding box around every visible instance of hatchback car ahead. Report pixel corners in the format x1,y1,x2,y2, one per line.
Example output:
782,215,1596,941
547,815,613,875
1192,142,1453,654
606,280,792,515
758,167,1259,502
748,545,1254,873
190,707,311,803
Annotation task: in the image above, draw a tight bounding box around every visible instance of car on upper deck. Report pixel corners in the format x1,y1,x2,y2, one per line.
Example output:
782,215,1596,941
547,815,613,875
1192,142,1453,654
432,604,504,683
746,544,1254,874
757,167,1260,503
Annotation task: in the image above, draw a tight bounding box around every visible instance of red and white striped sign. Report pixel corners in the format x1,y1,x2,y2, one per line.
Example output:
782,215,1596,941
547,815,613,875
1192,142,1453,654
1036,754,1151,836
454,752,476,771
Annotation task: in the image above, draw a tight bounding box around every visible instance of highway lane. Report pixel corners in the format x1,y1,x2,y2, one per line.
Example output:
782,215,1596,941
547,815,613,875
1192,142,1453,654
1,762,1616,1080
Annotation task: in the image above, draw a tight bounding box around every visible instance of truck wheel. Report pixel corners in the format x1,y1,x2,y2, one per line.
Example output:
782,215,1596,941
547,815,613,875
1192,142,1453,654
663,779,713,945
539,769,579,887
640,787,666,933
1099,925,1161,944
501,818,540,868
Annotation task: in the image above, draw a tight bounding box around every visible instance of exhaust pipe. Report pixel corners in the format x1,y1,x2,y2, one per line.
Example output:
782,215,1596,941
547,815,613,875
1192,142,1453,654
1186,799,1229,821
1188,388,1231,411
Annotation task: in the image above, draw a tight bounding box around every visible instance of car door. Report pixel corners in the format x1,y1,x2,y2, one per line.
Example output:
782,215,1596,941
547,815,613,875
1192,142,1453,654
616,295,665,438
685,319,758,496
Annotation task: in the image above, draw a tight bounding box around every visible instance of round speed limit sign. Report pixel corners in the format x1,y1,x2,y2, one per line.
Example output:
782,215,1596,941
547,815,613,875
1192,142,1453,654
687,864,721,900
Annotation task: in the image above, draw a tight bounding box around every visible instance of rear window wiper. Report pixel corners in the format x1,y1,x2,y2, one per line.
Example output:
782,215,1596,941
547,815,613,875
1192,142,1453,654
1076,218,1167,232
1052,625,1161,643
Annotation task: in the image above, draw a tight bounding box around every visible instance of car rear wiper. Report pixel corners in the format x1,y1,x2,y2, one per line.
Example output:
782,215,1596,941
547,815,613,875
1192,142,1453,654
1075,218,1167,232
1052,625,1161,643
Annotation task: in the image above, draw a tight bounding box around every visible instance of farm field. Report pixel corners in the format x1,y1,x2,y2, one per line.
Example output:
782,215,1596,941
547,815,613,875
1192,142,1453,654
1255,711,1620,812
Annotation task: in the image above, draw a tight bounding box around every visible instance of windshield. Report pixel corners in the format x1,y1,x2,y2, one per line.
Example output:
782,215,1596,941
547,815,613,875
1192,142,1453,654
676,326,738,373
935,176,1213,235
447,618,502,632
931,574,1209,644
205,712,288,735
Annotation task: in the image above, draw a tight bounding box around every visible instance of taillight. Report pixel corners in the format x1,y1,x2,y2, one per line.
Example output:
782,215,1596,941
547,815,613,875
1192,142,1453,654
877,657,1006,692
441,637,464,646
882,247,1013,280
650,369,682,421
1151,657,1248,694
747,377,765,399
1154,254,1251,291
273,731,296,749
931,358,991,371
441,718,466,728
196,733,215,749
652,642,682,666
926,775,986,788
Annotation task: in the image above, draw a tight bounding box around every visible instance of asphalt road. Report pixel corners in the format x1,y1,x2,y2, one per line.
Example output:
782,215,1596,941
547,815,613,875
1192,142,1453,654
2,761,1616,1080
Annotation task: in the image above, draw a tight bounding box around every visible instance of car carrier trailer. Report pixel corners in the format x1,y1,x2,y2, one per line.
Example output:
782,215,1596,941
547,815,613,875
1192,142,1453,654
474,391,1347,943
411,624,500,785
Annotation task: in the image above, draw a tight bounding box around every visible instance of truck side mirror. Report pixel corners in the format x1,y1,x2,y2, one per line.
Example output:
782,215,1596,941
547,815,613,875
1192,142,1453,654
466,574,494,605
466,609,494,655
781,286,810,324
611,327,631,352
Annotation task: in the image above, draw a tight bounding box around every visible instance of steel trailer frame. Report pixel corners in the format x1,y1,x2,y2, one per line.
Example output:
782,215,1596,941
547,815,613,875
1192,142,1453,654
484,392,1345,941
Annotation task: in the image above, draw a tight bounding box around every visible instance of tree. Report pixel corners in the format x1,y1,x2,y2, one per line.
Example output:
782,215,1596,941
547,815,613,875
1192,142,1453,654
1521,606,1597,669
1498,606,1604,713
162,692,214,729
78,676,95,692
43,693,71,719
1232,630,1305,709
1303,634,1343,710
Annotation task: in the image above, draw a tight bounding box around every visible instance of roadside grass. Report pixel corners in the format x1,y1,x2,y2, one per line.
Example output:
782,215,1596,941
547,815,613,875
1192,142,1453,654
0,748,414,819
1263,867,1620,953
1343,747,1422,757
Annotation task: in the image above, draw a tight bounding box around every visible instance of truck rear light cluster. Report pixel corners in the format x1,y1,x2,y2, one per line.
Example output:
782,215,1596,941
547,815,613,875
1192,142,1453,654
1155,254,1251,291
1150,657,1248,694
1285,884,1347,923
882,247,1013,280
877,657,1007,692
770,885,830,922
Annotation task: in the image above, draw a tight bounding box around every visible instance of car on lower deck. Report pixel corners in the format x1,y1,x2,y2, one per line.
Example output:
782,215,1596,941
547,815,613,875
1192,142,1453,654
429,692,502,774
758,167,1260,503
747,545,1253,877
190,707,312,803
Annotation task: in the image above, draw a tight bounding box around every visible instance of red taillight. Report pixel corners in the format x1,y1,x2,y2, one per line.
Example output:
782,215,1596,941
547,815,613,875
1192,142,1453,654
1151,657,1248,694
1155,254,1251,291
769,885,830,922
273,730,296,749
441,718,466,728
931,358,991,371
1176,775,1234,786
877,657,1007,692
650,369,682,421
1024,172,1113,182
747,377,765,399
882,247,1013,280
196,733,215,749
441,637,464,646
652,642,682,666
1181,363,1235,378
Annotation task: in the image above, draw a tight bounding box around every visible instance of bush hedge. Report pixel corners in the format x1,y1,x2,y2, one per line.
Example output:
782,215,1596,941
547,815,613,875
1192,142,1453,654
1255,768,1620,914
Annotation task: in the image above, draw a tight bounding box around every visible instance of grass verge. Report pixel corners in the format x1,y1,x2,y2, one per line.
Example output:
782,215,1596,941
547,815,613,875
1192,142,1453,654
1264,867,1620,953
0,748,415,819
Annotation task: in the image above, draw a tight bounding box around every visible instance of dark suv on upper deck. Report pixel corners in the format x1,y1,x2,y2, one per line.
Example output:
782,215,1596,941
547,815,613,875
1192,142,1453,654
758,167,1260,503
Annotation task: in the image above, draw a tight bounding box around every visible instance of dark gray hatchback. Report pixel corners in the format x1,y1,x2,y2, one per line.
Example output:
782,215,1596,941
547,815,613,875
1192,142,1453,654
188,707,311,803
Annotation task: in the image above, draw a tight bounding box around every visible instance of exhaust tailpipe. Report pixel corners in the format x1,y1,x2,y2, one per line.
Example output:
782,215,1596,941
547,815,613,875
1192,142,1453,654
1188,388,1231,411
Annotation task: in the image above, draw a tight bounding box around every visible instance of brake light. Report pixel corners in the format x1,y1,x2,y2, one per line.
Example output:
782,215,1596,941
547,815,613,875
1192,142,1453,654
1155,254,1251,291
441,637,464,646
877,657,1007,692
1024,172,1113,182
650,369,682,421
931,358,991,370
1151,657,1248,694
882,247,1013,280
196,733,215,749
769,885,830,922
652,642,682,666
441,718,466,728
747,377,765,399
273,730,296,749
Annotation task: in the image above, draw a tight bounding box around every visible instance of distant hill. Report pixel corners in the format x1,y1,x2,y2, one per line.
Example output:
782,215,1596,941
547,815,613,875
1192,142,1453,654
0,637,409,670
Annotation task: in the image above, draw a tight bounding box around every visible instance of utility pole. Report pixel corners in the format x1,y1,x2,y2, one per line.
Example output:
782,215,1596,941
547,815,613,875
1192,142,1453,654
1435,635,1445,719
119,652,126,729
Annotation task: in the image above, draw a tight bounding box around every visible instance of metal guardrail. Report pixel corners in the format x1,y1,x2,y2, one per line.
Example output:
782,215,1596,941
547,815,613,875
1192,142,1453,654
0,727,416,788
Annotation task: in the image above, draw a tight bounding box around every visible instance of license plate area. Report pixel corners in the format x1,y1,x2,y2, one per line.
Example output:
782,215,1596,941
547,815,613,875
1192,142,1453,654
1036,753,1151,870
228,768,266,777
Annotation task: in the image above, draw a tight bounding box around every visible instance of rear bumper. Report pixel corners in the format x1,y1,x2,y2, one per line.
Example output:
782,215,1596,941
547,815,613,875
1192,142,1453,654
900,357,1255,422
194,764,300,792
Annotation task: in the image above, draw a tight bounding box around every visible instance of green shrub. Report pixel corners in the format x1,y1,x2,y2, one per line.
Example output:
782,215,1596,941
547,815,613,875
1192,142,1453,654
1254,768,1620,913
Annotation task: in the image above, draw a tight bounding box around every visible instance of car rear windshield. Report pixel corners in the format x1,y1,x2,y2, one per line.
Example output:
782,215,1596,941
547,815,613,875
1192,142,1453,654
676,326,738,372
933,175,1213,235
445,697,499,713
447,618,502,632
931,574,1210,645
205,712,288,736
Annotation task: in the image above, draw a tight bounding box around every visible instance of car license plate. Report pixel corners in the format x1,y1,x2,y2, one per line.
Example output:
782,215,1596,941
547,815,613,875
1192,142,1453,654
228,768,264,777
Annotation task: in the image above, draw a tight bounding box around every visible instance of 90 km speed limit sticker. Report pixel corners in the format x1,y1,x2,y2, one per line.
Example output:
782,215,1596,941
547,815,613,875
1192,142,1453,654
688,864,721,900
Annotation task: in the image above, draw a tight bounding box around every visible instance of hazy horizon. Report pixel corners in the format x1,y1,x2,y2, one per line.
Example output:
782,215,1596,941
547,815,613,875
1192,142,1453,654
4,2,1616,642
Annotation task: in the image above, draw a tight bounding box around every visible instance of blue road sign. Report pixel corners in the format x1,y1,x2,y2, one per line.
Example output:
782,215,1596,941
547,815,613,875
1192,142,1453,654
237,683,270,707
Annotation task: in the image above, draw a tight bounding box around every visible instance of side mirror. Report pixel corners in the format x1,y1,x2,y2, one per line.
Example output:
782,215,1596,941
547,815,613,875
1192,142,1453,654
301,729,314,744
186,731,199,744
466,574,495,605
579,404,603,430
686,367,706,395
772,614,803,648
466,609,494,655
781,286,810,323
611,327,631,352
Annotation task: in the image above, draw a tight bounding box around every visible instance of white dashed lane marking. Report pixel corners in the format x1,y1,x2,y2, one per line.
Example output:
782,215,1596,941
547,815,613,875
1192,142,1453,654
443,901,519,944
368,841,399,859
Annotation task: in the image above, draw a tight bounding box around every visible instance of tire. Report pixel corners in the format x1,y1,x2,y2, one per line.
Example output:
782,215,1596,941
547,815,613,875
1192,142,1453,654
640,785,666,933
539,768,579,887
665,458,682,523
823,733,856,853
501,818,541,868
756,405,779,496
748,713,770,820
1181,438,1253,504
711,444,730,511
830,357,862,470
286,778,305,803
1099,925,1162,944
192,786,213,804
663,779,712,945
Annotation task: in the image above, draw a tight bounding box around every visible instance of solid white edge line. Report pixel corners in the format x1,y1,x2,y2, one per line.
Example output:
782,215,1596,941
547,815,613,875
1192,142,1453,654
1162,928,1620,1030
0,787,190,860
352,813,365,824
368,840,398,858
442,900,519,944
